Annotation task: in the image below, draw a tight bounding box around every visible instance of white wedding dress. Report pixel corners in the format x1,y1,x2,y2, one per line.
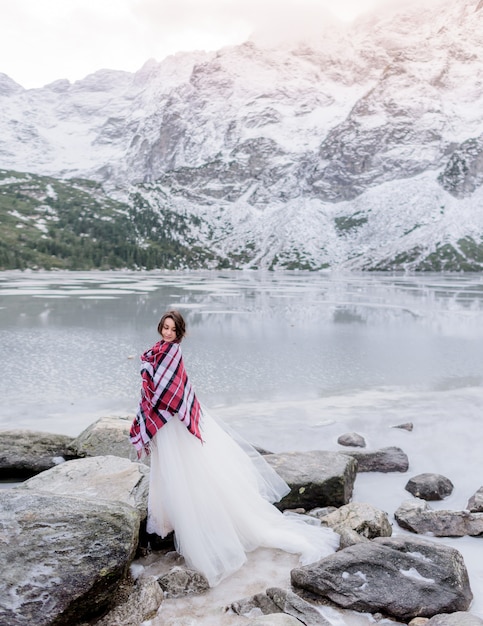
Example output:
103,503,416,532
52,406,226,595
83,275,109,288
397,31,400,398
146,410,339,586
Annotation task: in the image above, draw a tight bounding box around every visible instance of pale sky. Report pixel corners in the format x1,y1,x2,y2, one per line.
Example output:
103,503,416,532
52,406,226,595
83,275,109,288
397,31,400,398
0,0,399,89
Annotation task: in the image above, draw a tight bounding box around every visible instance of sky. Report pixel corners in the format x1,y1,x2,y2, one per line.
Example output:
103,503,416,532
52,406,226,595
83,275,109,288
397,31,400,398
0,0,398,89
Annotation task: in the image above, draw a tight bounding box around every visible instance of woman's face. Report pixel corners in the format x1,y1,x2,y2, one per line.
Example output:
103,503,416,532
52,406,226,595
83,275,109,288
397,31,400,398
161,317,177,342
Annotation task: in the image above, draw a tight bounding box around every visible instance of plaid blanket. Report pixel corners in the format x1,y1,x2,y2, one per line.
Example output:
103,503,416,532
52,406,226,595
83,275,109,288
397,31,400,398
129,340,202,457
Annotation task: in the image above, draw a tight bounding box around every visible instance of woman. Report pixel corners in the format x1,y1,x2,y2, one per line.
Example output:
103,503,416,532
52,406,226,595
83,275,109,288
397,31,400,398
130,310,339,586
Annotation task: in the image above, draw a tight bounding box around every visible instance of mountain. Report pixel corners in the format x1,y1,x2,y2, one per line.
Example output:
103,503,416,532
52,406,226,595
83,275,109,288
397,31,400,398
0,170,212,270
1,0,483,271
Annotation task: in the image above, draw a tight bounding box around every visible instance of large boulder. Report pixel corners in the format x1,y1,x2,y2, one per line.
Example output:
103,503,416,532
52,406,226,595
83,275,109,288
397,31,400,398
395,499,483,537
291,535,473,621
319,502,392,538
0,490,140,626
405,473,454,500
342,446,409,472
17,455,149,517
69,416,134,460
0,429,77,478
264,451,357,509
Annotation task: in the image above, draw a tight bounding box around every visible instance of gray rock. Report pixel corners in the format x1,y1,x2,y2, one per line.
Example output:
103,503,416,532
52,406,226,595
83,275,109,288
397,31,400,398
89,575,163,626
342,446,409,472
230,587,330,625
291,535,473,621
395,499,483,537
18,455,149,517
0,490,140,626
157,566,209,597
467,486,483,512
392,422,414,431
0,429,77,478
230,592,282,616
69,415,135,460
337,432,366,447
266,587,332,626
337,527,370,549
405,473,454,500
265,450,357,509
320,502,392,538
426,612,483,625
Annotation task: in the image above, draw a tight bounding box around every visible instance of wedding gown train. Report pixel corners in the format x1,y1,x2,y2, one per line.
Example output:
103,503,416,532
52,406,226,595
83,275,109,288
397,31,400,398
146,411,339,586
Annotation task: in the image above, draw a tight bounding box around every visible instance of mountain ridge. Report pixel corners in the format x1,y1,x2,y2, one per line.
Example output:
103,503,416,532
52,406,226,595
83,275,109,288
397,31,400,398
1,0,483,271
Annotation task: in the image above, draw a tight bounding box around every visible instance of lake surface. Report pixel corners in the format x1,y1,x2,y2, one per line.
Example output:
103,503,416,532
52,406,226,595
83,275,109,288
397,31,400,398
1,269,482,436
1,269,483,622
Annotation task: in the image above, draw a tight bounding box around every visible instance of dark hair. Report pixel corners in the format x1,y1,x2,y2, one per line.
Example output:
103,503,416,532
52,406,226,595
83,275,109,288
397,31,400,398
157,310,186,342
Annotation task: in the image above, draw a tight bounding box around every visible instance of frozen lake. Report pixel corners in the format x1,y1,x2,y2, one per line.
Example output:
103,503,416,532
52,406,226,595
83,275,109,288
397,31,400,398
1,269,483,623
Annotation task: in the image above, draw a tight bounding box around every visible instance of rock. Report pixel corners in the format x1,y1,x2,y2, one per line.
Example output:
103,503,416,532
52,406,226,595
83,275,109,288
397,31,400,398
405,473,454,500
342,446,409,472
409,619,429,625
0,429,77,478
320,502,392,538
69,416,135,460
89,575,163,626
230,592,281,616
395,499,483,537
266,587,332,626
426,612,483,625
18,455,149,518
264,451,357,509
230,588,331,625
157,566,209,597
291,535,473,621
392,422,414,431
337,432,366,447
251,615,305,626
467,486,483,512
0,490,140,626
337,527,371,549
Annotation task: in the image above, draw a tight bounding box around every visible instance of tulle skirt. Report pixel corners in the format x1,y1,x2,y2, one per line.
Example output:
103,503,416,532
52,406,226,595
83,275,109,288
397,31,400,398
146,411,339,586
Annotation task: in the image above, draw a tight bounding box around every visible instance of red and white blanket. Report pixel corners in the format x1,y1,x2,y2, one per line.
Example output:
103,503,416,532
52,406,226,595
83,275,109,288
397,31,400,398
129,340,202,457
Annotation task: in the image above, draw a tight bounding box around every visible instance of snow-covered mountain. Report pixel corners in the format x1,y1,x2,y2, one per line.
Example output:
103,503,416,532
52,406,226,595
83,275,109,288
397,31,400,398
1,0,483,270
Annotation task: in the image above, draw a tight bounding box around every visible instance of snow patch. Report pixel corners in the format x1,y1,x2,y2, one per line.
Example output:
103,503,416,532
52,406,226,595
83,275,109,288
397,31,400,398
399,567,435,583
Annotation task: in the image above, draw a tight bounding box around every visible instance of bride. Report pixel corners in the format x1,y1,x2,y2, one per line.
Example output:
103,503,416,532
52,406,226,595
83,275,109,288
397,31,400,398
130,310,339,587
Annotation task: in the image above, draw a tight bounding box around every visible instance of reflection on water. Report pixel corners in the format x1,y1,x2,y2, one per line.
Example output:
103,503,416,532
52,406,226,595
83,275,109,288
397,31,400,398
1,270,483,436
